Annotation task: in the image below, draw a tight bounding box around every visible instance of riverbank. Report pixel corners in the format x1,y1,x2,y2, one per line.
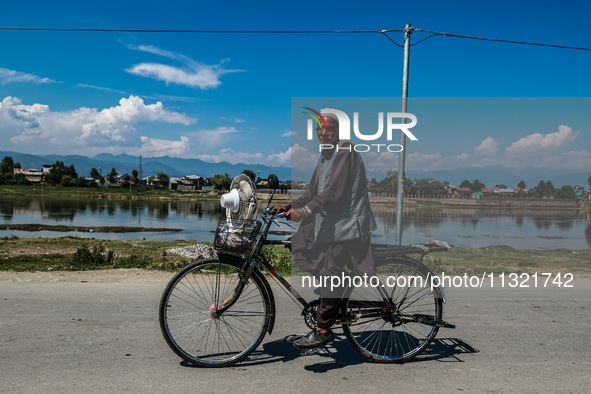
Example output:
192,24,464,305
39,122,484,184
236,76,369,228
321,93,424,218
1,237,589,277
0,185,584,209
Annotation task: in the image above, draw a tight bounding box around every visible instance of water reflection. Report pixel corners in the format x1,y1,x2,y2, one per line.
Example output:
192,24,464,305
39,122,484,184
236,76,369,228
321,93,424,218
0,196,220,226
370,206,589,249
0,196,589,249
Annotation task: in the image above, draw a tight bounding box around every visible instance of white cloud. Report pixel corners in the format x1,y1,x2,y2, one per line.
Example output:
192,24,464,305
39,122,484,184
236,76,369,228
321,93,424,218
77,83,128,95
0,67,56,85
234,118,245,123
135,136,190,157
1,95,195,155
77,96,194,145
190,126,240,151
290,144,319,170
196,147,291,167
282,130,295,137
474,137,498,156
506,125,579,156
126,45,243,89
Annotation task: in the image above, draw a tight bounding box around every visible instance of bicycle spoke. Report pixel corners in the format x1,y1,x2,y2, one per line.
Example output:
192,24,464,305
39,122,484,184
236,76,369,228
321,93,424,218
160,259,270,366
342,260,442,362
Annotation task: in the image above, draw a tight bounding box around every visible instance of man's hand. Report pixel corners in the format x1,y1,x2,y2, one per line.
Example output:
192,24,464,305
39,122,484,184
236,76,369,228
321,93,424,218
287,208,306,222
270,206,287,214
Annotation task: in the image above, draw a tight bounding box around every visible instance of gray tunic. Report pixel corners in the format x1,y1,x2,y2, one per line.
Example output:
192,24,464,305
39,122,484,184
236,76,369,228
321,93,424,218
289,141,377,273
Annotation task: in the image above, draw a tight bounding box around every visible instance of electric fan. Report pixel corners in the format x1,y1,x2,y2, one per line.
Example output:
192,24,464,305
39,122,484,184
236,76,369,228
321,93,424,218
215,174,259,253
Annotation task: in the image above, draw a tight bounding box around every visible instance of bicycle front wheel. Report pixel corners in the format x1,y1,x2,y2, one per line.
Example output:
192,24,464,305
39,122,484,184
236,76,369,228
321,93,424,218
159,258,271,367
341,259,442,363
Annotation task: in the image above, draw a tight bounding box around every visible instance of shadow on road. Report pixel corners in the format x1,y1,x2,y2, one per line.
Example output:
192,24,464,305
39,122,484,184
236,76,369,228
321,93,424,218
179,334,478,371
413,337,479,363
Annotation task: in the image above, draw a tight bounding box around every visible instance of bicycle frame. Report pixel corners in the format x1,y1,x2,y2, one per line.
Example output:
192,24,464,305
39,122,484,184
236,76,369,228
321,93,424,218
214,208,315,323
160,178,456,367
215,205,452,331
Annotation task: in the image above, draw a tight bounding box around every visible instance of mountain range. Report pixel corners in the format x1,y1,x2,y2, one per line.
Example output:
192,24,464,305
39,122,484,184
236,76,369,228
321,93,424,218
0,151,291,182
1,151,588,188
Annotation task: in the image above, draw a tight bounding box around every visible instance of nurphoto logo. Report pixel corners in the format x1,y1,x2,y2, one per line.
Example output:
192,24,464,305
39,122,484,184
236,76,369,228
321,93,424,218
303,107,418,152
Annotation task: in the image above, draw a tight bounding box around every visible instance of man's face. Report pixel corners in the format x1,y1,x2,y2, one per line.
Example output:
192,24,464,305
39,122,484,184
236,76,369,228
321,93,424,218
316,117,339,144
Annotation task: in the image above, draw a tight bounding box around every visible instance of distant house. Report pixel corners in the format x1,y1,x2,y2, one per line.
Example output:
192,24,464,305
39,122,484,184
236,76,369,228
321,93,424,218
169,178,180,190
498,188,517,195
205,177,216,185
14,168,44,183
481,187,500,194
117,173,132,183
445,185,472,196
176,175,204,191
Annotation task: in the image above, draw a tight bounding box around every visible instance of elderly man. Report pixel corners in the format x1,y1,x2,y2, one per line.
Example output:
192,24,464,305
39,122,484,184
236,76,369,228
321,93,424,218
274,113,377,349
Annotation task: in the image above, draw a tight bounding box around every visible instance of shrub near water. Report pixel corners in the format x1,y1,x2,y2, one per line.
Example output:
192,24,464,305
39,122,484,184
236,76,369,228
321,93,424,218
71,244,111,270
113,254,153,269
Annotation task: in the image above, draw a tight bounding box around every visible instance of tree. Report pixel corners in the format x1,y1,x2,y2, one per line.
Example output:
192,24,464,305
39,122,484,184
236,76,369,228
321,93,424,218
76,177,92,187
588,172,591,190
495,184,508,189
13,173,30,185
213,173,232,192
534,180,546,197
472,179,485,192
46,160,78,185
430,180,447,195
90,168,101,179
414,178,431,194
546,180,555,197
108,168,118,183
242,169,256,181
459,179,471,189
0,156,15,174
60,175,73,187
156,172,170,187
554,185,575,199
518,180,526,189
132,169,139,184
0,156,17,184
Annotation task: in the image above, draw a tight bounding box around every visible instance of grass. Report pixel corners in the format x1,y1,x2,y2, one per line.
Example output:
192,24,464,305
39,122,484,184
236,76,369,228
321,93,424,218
0,236,197,272
1,236,589,277
424,245,591,276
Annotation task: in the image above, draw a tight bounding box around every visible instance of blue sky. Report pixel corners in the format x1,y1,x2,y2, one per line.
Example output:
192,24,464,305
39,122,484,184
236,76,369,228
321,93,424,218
0,0,590,179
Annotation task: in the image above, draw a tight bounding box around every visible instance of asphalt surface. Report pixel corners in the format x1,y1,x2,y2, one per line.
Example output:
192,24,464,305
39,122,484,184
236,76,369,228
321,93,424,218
1,275,590,393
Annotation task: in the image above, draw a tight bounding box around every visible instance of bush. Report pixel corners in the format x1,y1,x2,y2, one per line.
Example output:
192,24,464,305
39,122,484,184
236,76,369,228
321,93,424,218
71,244,111,270
261,245,293,274
113,254,153,269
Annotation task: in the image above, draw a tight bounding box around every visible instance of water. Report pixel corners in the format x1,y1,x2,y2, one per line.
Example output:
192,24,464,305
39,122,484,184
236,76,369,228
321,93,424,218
1,196,590,249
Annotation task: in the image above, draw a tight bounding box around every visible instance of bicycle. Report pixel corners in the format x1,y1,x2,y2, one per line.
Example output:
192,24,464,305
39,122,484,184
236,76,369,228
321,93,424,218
159,182,455,367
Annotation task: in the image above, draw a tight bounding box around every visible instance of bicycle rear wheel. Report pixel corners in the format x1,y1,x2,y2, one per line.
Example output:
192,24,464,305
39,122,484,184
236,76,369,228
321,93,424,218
341,259,442,362
159,258,271,367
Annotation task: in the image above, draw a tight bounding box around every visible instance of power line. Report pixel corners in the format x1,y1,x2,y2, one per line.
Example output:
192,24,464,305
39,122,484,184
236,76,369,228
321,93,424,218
413,28,591,51
1,25,590,51
0,27,404,34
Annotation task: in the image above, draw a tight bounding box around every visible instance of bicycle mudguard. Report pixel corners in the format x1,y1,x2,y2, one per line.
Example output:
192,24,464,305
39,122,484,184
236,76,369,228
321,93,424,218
218,253,276,335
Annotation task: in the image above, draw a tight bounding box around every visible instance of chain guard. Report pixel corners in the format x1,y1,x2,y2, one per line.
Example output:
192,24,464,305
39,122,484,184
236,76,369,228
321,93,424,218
302,299,319,330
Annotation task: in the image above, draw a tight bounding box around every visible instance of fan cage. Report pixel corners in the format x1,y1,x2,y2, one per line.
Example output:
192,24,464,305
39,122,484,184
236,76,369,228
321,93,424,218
213,217,262,254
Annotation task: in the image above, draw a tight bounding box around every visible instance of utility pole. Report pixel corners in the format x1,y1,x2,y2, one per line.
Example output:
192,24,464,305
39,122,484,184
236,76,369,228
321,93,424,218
396,23,412,245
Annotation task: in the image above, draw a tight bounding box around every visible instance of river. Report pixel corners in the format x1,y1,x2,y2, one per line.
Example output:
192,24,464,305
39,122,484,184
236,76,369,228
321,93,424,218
1,196,590,249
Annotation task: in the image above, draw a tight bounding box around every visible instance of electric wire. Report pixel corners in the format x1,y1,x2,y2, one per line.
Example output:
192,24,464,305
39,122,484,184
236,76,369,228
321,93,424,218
0,27,404,34
413,28,591,51
1,25,590,51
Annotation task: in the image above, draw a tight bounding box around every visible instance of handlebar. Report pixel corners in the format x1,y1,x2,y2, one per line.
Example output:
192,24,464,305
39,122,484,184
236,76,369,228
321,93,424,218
263,206,287,219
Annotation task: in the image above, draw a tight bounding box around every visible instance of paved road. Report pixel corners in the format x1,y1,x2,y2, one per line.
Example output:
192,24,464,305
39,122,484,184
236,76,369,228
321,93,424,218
1,275,590,393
